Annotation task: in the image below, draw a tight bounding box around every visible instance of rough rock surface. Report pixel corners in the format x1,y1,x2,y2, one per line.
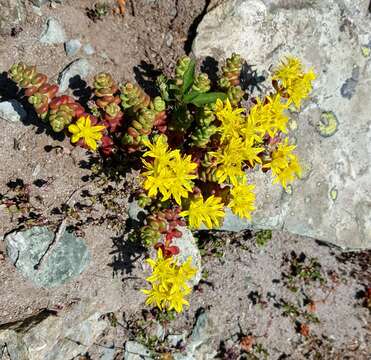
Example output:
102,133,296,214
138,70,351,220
173,311,218,360
58,58,93,92
4,226,90,287
31,0,63,6
193,0,371,249
39,17,66,45
0,302,114,360
124,341,152,360
172,227,202,286
0,0,26,36
0,100,27,123
64,39,81,56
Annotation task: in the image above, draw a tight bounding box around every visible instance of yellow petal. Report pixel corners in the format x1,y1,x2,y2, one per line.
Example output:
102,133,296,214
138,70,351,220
68,124,80,134
71,134,81,143
85,115,91,127
92,125,106,132
85,137,97,150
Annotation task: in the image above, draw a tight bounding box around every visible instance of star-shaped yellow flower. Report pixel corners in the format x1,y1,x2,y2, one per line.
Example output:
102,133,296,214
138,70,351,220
68,115,105,151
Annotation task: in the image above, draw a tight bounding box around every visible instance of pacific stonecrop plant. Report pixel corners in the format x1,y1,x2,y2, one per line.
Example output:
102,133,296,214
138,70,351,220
8,54,315,313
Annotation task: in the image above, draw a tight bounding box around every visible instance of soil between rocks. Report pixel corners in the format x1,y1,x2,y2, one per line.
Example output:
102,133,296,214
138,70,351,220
0,1,370,359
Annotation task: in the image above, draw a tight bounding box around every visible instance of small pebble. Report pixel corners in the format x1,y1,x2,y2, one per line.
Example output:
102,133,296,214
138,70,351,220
65,39,82,56
83,44,95,56
40,18,66,45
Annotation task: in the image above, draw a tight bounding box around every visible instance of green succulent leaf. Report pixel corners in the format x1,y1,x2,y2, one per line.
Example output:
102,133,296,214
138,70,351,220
182,91,199,104
187,92,227,107
182,59,196,95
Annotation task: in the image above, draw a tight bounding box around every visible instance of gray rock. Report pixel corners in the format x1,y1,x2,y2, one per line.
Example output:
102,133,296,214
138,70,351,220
173,311,218,360
0,330,29,360
83,43,95,56
187,312,216,353
165,32,173,47
40,17,66,44
58,59,93,92
0,307,111,360
124,341,152,360
31,0,63,7
64,39,81,56
193,0,371,249
172,227,202,286
127,201,148,223
0,100,27,123
100,347,116,360
31,5,43,16
0,0,26,36
167,333,186,347
4,226,90,287
37,312,108,360
31,0,48,6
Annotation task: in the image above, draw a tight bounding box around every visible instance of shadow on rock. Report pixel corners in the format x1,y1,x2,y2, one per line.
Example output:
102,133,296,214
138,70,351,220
69,75,92,109
108,231,146,277
240,63,266,94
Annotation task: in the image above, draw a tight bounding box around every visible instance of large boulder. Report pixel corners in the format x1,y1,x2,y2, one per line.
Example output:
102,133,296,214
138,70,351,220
193,0,371,249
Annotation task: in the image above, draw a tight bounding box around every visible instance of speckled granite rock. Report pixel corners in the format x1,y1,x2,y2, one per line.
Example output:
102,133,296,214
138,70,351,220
193,0,371,249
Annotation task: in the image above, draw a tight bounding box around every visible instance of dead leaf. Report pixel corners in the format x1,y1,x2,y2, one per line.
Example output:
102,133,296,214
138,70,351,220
299,323,310,337
240,335,254,352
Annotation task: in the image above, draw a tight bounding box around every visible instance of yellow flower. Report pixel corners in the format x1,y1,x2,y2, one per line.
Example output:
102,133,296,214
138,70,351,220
241,109,265,144
228,182,256,220
145,248,174,287
242,138,264,167
246,95,289,138
164,152,198,205
263,138,302,188
68,115,105,150
273,57,302,88
141,137,197,205
263,94,289,137
272,156,302,189
210,137,246,185
215,98,245,142
180,195,225,229
141,249,197,313
142,134,172,162
273,56,316,109
142,159,173,199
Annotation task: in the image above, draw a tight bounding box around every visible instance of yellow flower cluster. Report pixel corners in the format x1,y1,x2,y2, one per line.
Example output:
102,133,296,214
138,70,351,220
263,138,302,189
142,135,198,205
228,182,256,220
141,249,197,313
140,56,315,229
180,195,225,229
272,56,316,109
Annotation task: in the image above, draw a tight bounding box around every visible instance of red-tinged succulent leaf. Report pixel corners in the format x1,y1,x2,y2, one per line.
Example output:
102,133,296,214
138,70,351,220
25,86,38,97
101,135,114,157
36,104,49,114
167,246,180,256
